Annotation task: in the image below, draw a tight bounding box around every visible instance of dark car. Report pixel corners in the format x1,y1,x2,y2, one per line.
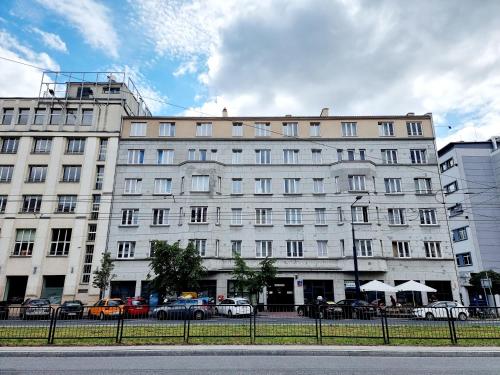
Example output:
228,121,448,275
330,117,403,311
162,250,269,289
0,301,9,320
59,300,84,319
19,298,51,320
334,299,377,319
154,298,213,320
297,301,340,319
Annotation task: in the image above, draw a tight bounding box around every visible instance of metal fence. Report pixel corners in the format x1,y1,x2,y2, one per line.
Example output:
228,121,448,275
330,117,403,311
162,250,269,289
0,304,499,345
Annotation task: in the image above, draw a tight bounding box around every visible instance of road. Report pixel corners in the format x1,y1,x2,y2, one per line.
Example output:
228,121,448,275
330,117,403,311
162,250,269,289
1,355,500,374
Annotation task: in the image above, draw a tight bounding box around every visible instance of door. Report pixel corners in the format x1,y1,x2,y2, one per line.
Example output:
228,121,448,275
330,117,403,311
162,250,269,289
41,275,65,304
267,278,294,306
5,276,28,303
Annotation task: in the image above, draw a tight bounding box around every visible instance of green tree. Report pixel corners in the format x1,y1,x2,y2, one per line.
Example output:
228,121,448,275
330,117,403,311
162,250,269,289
231,254,277,304
148,241,206,299
92,252,115,299
470,270,500,294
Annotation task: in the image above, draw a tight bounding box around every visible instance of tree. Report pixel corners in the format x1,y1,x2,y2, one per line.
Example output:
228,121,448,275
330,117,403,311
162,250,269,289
231,254,277,304
469,270,500,295
92,252,115,299
148,241,206,299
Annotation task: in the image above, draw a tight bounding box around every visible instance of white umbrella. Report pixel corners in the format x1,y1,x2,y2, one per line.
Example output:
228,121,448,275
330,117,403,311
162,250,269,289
395,280,437,306
360,280,396,292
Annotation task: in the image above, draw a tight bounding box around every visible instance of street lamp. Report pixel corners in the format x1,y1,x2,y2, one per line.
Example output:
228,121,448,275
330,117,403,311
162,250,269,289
351,195,363,300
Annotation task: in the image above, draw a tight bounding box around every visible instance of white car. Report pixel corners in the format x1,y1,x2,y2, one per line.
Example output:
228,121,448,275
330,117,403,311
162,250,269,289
413,301,469,321
216,298,253,317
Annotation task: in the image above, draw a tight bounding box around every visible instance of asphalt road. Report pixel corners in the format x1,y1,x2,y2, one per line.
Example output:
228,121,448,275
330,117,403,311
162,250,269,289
1,355,500,374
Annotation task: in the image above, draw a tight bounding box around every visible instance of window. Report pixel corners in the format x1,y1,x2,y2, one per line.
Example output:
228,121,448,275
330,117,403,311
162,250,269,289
352,206,369,223
313,178,324,194
232,149,242,164
0,195,6,213
286,241,303,257
187,149,196,161
334,176,340,193
255,122,270,137
130,122,147,137
424,242,442,258
22,195,42,213
88,224,97,243
154,178,172,194
215,240,220,257
379,121,394,136
283,149,299,164
256,241,272,257
444,181,459,195
407,122,423,136
256,149,271,164
153,209,170,225
91,194,100,220
415,178,432,194
62,165,81,182
49,229,72,256
456,252,472,267
359,149,366,160
196,122,212,136
121,209,139,226
312,149,322,164
103,86,121,94
13,229,35,256
159,122,175,136
81,109,93,126
65,108,77,125
34,108,46,125
17,108,30,124
255,178,272,194
33,138,51,154
448,203,464,217
157,149,174,164
0,165,14,182
28,165,47,182
95,166,104,190
127,149,144,164
191,175,209,192
231,208,243,225
118,242,135,259
340,239,345,256
341,122,357,136
310,122,320,136
232,122,243,136
98,139,108,161
419,209,437,225
440,158,454,172
199,149,208,161
2,108,13,125
191,206,208,223
315,208,326,225
347,149,355,161
57,195,77,213
231,241,242,257
317,241,328,257
50,108,61,125
410,149,427,164
81,244,95,284
452,227,468,242
384,178,402,193
1,138,18,153
284,178,300,194
382,149,398,164
283,122,298,137
393,241,411,258
216,207,221,224
124,178,142,194
232,178,242,194
337,206,344,223
285,208,302,225
217,176,222,193
66,138,86,154
255,208,272,225
337,149,343,161
388,208,406,225
348,175,366,191
211,149,218,161
356,239,373,257
190,239,207,256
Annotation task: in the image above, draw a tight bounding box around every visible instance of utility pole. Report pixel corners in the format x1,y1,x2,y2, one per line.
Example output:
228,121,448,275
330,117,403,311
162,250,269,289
351,195,363,300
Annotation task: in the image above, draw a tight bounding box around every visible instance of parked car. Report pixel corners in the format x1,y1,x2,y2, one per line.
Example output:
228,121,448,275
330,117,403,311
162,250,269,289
59,300,84,319
19,298,51,320
216,298,252,317
297,301,340,319
88,298,124,320
123,297,150,318
0,301,9,320
413,301,469,321
334,299,377,319
154,298,213,320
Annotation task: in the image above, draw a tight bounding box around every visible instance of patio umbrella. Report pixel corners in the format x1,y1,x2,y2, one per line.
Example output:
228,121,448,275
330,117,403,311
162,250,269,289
395,280,437,306
360,280,396,303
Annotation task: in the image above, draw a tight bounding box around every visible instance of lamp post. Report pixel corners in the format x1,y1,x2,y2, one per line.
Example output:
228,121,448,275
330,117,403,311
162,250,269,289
351,195,363,300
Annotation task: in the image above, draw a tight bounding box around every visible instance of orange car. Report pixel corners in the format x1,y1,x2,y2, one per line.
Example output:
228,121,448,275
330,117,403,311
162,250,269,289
88,298,124,320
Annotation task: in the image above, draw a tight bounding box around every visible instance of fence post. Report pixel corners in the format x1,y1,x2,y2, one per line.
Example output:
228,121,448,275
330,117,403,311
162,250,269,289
383,309,390,344
250,305,254,344
116,308,123,343
48,307,56,344
253,305,257,344
183,308,187,343
316,305,322,344
186,306,191,343
448,308,457,344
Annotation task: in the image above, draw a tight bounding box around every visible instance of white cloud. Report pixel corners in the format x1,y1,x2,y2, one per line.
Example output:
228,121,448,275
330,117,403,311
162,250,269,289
36,0,118,58
31,27,68,53
0,29,59,97
173,58,198,77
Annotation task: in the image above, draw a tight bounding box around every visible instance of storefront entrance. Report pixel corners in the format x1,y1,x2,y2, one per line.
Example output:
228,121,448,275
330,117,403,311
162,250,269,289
41,275,65,304
303,280,334,304
267,278,294,305
425,280,453,302
5,276,28,303
110,281,136,300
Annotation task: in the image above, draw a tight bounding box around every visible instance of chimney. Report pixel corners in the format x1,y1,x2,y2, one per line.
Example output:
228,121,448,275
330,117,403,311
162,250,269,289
222,108,228,117
320,107,329,117
406,112,415,116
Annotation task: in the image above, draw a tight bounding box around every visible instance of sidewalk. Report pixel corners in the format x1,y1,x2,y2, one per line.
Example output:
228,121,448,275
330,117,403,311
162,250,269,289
1,345,500,357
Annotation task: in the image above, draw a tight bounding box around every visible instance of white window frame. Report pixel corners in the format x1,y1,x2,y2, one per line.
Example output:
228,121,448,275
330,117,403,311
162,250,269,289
255,208,272,225
348,175,366,191
415,178,432,194
62,165,81,182
232,149,242,164
388,208,406,225
28,165,47,182
317,240,328,257
33,138,51,154
157,149,174,164
154,178,172,194
117,241,135,259
231,241,242,257
312,149,322,164
190,239,207,256
127,149,144,164
255,178,272,194
393,241,411,258
255,122,270,137
419,209,438,225
57,195,77,213
190,206,208,223
255,149,271,164
315,208,326,225
379,122,394,136
231,208,243,225
22,195,42,213
121,209,139,226
285,208,302,225
356,239,373,257
196,123,212,136
159,122,175,137
382,149,398,164
153,208,170,226
232,122,243,137
284,178,300,194
283,149,299,164
49,228,72,256
341,122,357,137
310,122,320,137
352,206,369,223
191,175,209,192
384,178,402,193
424,241,442,258
410,149,427,164
313,178,324,194
13,229,35,256
124,178,142,194
231,178,242,194
1,138,19,153
0,165,14,182
256,240,272,257
283,122,298,137
407,122,423,136
130,122,147,137
286,240,303,258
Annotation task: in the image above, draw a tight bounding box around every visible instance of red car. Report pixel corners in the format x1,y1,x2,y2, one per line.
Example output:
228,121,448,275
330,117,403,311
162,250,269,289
123,297,149,318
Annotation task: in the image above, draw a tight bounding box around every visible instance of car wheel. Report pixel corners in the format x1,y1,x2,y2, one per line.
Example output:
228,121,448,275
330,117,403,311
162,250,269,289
227,310,233,318
458,312,467,321
99,312,105,321
194,310,204,320
157,311,167,320
297,307,304,317
425,312,435,321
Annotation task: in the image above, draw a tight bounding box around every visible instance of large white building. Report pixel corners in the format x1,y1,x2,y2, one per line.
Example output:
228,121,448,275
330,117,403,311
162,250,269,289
0,72,149,303
107,111,460,306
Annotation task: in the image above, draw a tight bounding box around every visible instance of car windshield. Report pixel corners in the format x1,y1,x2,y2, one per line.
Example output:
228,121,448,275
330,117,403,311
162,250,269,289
108,300,122,306
65,302,81,307
32,300,49,305
237,300,250,305
355,300,370,306
131,300,144,306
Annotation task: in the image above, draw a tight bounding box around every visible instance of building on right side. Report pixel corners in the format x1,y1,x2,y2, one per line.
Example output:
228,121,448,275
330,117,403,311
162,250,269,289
438,137,500,305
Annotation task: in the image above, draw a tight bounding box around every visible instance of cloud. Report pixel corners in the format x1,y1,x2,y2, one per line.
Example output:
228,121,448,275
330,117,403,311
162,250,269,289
173,58,198,77
31,27,68,53
36,0,118,58
0,29,59,96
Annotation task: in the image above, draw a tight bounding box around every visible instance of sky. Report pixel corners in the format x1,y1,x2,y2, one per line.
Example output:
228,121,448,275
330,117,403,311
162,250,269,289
1,0,500,148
